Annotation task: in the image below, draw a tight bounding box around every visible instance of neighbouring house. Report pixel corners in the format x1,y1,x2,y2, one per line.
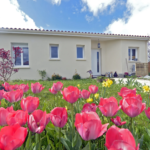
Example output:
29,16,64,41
0,27,149,80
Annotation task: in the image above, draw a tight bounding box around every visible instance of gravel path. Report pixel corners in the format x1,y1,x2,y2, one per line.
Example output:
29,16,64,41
113,78,150,86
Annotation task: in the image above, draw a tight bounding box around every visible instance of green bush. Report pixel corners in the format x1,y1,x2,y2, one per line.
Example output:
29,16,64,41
38,70,46,80
52,73,62,80
73,73,81,80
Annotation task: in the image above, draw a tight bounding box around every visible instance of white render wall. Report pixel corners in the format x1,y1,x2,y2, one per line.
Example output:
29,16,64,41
91,39,148,75
0,33,91,80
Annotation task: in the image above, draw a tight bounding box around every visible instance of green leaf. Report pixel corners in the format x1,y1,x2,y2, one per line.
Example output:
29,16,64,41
61,137,70,150
45,144,51,150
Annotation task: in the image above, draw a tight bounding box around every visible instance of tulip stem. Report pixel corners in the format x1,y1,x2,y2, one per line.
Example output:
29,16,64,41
59,127,61,150
35,134,41,150
89,140,91,150
130,117,133,132
71,104,74,138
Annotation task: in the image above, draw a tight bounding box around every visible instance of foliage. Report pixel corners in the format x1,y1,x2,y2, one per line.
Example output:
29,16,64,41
73,74,81,80
47,77,51,81
38,70,46,80
52,73,62,80
0,47,22,82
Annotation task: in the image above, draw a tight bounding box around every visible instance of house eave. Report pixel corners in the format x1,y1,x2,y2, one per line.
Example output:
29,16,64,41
0,28,149,41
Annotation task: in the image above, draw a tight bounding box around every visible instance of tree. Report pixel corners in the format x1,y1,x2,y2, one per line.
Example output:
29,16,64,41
0,47,22,82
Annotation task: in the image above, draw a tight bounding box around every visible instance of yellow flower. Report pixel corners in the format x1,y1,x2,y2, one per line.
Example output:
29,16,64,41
107,79,113,85
94,93,99,99
143,85,150,93
77,84,80,88
102,81,107,87
65,106,68,111
86,98,93,103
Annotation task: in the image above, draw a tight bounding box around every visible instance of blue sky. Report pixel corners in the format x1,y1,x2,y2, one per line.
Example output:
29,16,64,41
0,0,150,35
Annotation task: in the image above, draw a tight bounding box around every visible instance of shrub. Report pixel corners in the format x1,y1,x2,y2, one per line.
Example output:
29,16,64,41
73,73,81,80
38,70,46,80
0,47,22,82
47,77,51,81
52,73,62,80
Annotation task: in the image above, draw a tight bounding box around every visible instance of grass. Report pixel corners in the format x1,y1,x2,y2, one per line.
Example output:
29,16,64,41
1,78,150,149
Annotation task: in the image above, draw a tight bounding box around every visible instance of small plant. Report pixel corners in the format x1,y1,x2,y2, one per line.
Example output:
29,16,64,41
47,77,51,81
38,70,46,80
52,73,62,80
73,69,81,80
62,77,67,80
149,72,150,76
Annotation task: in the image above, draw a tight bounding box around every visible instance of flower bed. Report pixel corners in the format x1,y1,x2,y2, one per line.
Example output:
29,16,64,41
0,78,150,149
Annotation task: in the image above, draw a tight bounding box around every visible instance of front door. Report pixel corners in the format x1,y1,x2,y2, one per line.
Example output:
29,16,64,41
91,49,101,76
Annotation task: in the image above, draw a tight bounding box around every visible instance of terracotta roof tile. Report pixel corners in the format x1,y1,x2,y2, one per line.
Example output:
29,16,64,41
0,27,149,37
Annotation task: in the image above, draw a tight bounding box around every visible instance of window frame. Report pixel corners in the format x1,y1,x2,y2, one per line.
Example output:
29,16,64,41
11,43,29,67
50,44,59,59
76,46,84,59
128,48,138,61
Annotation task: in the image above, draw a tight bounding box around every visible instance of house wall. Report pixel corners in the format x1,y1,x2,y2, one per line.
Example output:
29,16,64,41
91,40,122,75
0,33,91,80
91,39,148,75
121,40,148,73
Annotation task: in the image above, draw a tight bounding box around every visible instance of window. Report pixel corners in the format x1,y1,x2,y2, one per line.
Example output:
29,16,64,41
12,44,29,67
77,46,84,59
50,45,58,59
128,48,138,61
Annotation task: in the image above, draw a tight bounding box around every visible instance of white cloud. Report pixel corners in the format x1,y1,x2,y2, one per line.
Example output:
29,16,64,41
46,24,50,27
81,0,116,16
85,15,94,22
105,0,150,35
81,6,87,12
0,0,39,29
33,0,37,1
46,0,61,5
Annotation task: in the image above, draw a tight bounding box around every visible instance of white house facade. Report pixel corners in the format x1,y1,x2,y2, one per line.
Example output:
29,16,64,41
0,27,149,80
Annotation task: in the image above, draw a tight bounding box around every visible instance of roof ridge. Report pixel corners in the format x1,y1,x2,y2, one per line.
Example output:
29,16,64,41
0,27,149,38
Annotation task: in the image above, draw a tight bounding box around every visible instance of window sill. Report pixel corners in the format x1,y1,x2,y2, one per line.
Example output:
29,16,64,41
13,66,30,69
128,61,140,63
76,59,86,61
49,59,60,61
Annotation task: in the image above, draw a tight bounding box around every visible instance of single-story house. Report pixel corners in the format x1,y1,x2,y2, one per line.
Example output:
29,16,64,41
0,27,149,80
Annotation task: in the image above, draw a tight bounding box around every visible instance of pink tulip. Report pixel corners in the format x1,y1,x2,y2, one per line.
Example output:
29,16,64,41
79,90,82,98
3,89,23,103
118,87,136,98
98,97,121,117
18,84,29,93
2,82,9,87
28,110,50,133
0,106,14,126
145,107,150,119
75,112,109,141
0,124,27,150
52,81,63,92
111,116,126,126
7,110,28,126
82,103,97,113
81,89,90,99
105,125,140,150
89,85,98,94
31,82,45,94
21,96,39,113
50,107,67,128
62,86,79,103
0,90,5,100
49,87,58,94
120,96,146,118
